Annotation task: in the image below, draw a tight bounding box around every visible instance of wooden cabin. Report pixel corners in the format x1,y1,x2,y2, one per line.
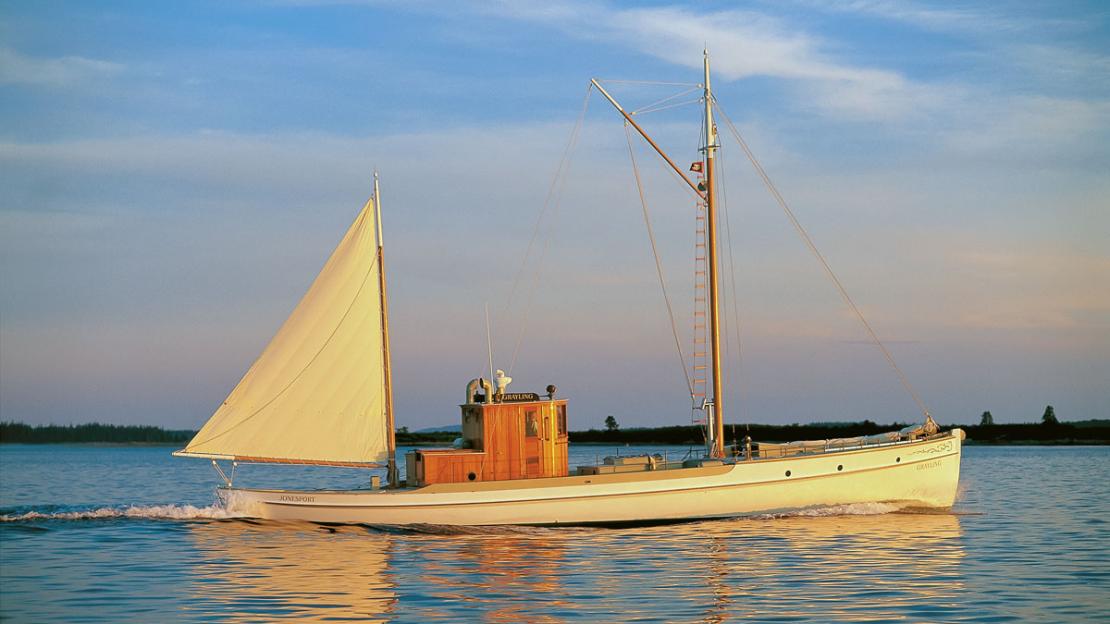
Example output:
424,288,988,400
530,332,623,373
405,380,569,487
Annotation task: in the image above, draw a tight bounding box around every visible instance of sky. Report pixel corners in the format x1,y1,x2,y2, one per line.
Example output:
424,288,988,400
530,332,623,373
1,0,1107,432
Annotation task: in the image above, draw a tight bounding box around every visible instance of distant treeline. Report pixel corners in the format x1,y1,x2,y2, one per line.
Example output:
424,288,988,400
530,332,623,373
571,421,911,446
955,421,1110,445
0,422,195,444
569,420,1110,445
3,419,1108,445
395,428,457,445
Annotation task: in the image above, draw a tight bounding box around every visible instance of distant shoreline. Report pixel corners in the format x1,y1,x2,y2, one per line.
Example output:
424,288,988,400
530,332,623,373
4,420,1107,446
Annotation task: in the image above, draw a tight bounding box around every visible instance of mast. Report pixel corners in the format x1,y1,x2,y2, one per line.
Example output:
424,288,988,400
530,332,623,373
703,49,725,458
591,57,724,457
374,171,399,487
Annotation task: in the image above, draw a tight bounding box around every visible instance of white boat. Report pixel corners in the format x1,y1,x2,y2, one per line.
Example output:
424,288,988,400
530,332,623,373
176,52,963,526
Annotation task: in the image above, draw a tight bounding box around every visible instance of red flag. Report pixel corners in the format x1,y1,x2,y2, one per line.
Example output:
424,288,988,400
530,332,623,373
689,161,704,173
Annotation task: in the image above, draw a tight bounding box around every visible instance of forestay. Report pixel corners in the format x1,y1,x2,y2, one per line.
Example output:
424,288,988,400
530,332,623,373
175,199,390,466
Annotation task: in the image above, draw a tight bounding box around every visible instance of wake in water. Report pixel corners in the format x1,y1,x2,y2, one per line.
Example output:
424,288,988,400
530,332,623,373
750,501,909,520
2,500,950,526
0,503,241,522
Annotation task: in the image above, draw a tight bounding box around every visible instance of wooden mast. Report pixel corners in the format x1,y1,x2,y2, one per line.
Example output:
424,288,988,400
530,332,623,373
703,49,725,458
592,56,724,457
374,171,399,487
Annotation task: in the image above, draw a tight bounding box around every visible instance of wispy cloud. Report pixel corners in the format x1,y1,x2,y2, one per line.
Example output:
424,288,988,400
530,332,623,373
0,47,124,87
943,248,1110,331
473,1,940,119
942,95,1110,166
793,0,1089,35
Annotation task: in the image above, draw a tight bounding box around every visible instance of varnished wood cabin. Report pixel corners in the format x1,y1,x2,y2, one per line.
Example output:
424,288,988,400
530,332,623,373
405,379,569,486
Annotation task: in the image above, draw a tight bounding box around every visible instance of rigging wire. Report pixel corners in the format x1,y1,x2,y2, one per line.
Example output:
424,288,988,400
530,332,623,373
624,123,695,398
633,98,705,116
596,79,701,87
715,138,748,424
503,83,593,376
630,86,702,116
712,99,932,419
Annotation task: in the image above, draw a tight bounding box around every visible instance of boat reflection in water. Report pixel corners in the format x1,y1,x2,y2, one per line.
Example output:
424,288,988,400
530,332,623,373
184,521,397,622
184,510,964,622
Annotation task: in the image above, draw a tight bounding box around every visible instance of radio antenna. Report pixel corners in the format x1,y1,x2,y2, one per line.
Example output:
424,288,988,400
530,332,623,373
485,302,495,383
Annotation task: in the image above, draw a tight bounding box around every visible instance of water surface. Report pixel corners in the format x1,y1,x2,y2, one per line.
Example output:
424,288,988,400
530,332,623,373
2,444,1107,622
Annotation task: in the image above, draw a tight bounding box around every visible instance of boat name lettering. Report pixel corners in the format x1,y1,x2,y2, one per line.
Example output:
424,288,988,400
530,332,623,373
916,460,942,471
500,393,541,402
278,495,316,503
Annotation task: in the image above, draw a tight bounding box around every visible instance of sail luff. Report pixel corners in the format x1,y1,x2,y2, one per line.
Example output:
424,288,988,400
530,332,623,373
179,197,390,466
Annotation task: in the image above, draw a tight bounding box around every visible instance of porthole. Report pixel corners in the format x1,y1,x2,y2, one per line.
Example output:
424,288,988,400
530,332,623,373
785,470,792,477
467,472,477,481
896,457,901,463
837,465,843,471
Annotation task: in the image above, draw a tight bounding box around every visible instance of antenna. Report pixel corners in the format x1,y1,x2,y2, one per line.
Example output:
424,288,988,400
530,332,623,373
485,302,495,383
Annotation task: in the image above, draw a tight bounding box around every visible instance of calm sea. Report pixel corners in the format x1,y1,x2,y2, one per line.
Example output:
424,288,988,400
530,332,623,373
1,444,1107,622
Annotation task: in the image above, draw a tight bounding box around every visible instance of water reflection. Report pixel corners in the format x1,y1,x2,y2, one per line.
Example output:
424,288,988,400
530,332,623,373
400,527,574,623
178,509,966,622
704,512,967,622
185,521,397,622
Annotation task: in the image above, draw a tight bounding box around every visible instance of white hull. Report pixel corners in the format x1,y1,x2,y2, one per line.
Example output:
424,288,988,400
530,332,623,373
220,431,962,526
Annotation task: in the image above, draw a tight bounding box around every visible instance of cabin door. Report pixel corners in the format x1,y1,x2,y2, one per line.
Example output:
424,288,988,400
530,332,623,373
524,408,541,478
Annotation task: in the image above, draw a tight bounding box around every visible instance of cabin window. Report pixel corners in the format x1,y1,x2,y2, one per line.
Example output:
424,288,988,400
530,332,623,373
557,405,567,436
525,411,539,437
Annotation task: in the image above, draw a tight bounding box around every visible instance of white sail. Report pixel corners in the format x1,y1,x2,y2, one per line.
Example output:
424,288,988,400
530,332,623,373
176,199,390,465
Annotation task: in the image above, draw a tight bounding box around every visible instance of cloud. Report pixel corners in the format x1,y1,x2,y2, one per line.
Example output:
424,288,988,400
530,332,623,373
795,0,1040,34
0,47,124,87
942,95,1110,166
470,1,940,119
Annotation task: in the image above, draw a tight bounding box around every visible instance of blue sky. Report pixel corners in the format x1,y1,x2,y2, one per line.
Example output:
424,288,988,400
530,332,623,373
1,0,1107,430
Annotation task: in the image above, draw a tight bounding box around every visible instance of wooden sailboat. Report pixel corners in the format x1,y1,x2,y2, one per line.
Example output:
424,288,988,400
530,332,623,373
175,52,963,525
